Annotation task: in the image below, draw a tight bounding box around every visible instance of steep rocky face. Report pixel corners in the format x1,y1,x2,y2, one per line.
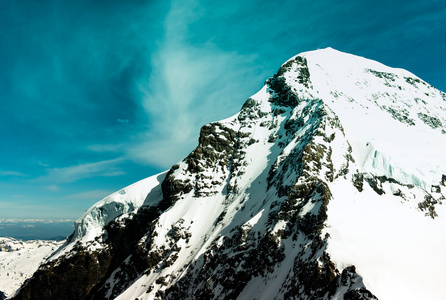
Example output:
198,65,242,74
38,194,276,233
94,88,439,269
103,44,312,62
14,48,446,300
159,91,365,300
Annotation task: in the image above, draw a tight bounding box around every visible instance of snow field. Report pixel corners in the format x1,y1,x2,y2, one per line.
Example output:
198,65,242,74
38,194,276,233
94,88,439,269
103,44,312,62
324,178,446,300
0,238,63,298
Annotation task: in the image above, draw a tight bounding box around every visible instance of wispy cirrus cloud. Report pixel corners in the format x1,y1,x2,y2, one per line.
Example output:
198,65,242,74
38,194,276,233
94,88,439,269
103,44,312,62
0,171,28,177
130,0,267,168
35,158,125,183
46,185,60,192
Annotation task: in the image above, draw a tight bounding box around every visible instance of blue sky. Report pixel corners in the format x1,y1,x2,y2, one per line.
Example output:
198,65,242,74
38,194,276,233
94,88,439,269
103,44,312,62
1,0,445,221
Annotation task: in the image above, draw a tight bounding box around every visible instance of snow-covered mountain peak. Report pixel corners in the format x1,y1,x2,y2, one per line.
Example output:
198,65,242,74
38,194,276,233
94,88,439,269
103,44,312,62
14,49,446,300
67,48,446,249
272,48,446,191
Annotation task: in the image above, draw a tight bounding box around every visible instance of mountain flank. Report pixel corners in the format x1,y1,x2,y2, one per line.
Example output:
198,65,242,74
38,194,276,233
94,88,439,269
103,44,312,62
13,48,446,300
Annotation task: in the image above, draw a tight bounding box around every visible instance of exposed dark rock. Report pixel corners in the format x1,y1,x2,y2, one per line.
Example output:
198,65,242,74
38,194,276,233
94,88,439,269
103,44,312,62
183,122,244,197
353,173,364,192
266,57,312,107
404,76,422,86
238,98,269,122
163,226,286,299
340,266,378,300
14,247,113,300
418,194,439,219
267,75,300,107
383,106,415,126
431,185,441,193
161,168,193,205
362,174,385,195
418,112,443,129
367,69,397,82
283,251,338,299
355,173,415,196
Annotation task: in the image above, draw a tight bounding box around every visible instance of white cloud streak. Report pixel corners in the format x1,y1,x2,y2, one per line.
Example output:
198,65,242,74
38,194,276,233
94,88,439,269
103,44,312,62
36,158,125,183
46,185,60,192
0,171,28,177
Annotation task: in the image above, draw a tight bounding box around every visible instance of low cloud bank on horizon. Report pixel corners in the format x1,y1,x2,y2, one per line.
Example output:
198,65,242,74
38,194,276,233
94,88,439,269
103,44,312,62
0,219,74,224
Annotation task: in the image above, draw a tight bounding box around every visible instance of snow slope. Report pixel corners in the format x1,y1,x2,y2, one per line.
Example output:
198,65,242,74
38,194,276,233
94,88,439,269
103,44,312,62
325,179,446,300
14,48,446,300
0,238,63,299
48,171,167,261
73,171,167,242
298,48,446,189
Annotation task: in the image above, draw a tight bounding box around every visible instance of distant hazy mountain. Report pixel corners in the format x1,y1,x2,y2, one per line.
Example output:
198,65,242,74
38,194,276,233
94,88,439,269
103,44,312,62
13,48,446,300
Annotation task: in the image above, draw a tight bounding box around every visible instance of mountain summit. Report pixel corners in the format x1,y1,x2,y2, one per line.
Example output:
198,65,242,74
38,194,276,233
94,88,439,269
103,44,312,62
14,48,446,300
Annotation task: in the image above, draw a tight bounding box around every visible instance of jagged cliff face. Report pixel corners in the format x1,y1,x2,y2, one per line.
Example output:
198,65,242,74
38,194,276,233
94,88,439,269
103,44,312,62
13,48,446,300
